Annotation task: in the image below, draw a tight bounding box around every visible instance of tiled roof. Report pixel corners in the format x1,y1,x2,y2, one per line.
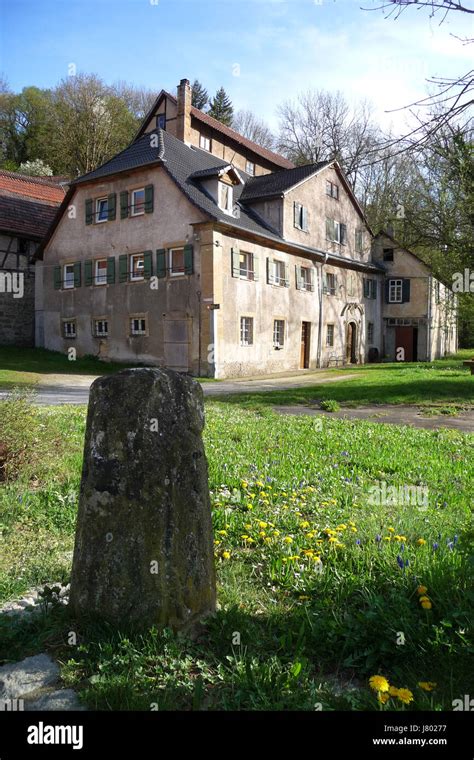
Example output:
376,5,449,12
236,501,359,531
0,171,66,205
74,134,164,185
0,194,60,238
240,162,330,201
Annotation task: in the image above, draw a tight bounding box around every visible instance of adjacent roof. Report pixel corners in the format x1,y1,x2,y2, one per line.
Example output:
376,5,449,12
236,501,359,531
135,89,294,170
240,161,330,201
0,170,66,239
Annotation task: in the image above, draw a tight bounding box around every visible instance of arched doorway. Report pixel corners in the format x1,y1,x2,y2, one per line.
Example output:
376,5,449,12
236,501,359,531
346,321,357,364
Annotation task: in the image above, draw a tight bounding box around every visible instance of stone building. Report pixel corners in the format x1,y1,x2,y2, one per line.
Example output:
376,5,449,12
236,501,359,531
33,79,457,377
0,171,66,346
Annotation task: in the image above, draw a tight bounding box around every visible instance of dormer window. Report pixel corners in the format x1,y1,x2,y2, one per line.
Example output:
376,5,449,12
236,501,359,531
219,182,233,214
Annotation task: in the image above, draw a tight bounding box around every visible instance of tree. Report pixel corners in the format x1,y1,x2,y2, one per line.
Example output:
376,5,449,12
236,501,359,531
18,159,53,176
208,87,234,126
191,80,209,111
232,109,275,149
277,89,382,188
0,85,54,169
112,81,157,121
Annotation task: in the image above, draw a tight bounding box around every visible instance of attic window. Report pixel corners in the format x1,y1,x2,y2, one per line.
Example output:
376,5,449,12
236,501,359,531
219,182,233,214
156,114,166,130
383,248,394,262
199,134,211,152
245,160,255,176
326,180,339,200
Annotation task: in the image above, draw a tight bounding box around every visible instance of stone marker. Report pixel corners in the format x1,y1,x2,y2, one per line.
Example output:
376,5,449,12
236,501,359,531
68,368,216,630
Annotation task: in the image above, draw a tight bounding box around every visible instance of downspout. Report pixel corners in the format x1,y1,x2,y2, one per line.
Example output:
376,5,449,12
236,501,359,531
426,275,432,362
317,253,329,368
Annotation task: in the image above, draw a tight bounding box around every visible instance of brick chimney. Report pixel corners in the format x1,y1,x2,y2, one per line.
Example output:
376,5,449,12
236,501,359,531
176,78,192,144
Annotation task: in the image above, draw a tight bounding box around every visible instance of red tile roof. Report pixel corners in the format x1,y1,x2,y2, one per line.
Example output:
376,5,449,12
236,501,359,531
0,171,67,205
0,171,66,239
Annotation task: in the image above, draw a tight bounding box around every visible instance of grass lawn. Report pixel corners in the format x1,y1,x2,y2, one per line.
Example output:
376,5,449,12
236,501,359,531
0,394,473,711
223,350,474,410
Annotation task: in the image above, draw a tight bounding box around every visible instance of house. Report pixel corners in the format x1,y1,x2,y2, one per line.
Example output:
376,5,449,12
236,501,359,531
33,78,457,377
0,171,66,346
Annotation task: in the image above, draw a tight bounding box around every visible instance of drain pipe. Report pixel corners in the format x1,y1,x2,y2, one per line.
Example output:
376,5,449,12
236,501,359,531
317,253,329,368
426,275,432,362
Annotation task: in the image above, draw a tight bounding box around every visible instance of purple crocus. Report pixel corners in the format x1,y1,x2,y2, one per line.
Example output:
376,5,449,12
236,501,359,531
397,555,405,569
356,538,361,546
433,542,439,551
375,534,382,543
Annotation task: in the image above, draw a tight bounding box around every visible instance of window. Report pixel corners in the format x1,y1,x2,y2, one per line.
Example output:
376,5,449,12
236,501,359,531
294,202,308,231
94,319,109,338
130,253,145,281
96,197,108,223
17,238,29,254
240,316,253,346
383,248,394,262
325,272,336,295
130,317,147,336
355,229,363,253
219,182,233,214
299,266,313,292
63,264,75,289
326,219,346,244
363,278,377,299
273,319,285,349
245,160,255,176
156,113,166,130
367,322,374,343
199,134,211,151
239,251,255,280
95,259,107,285
388,278,403,303
326,324,334,347
268,259,288,287
131,188,145,216
169,247,185,277
326,180,339,200
63,320,76,338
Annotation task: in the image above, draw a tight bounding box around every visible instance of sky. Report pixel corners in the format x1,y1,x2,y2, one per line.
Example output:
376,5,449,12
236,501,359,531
0,0,472,135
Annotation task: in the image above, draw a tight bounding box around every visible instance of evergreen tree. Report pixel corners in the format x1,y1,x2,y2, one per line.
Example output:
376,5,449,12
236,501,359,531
208,87,234,126
191,80,209,111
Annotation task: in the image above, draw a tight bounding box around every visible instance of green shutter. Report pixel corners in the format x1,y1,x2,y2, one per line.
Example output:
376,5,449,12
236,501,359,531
341,223,347,245
120,191,129,219
184,243,194,275
85,198,93,225
107,256,115,284
143,250,153,279
84,259,93,286
54,265,61,289
402,279,411,303
73,262,81,288
231,248,240,278
385,281,390,302
363,279,369,298
119,254,128,283
144,184,154,214
156,249,166,278
107,193,116,221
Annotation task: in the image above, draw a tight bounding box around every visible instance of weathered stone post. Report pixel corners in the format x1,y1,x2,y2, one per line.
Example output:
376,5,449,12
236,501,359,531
68,368,216,630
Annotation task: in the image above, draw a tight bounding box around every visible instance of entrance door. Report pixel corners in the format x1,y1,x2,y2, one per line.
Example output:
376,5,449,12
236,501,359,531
395,326,414,362
163,318,190,371
346,322,357,364
300,322,311,369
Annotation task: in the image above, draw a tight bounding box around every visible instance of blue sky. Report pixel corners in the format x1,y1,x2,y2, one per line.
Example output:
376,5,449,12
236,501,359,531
1,0,471,133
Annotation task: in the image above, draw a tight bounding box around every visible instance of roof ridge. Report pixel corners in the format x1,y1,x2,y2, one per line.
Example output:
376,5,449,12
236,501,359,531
0,169,67,189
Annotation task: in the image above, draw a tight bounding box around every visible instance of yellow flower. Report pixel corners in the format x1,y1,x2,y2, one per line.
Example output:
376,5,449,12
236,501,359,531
245,503,253,510
336,524,347,531
302,549,314,556
273,530,280,537
283,536,293,544
388,527,395,533
328,537,338,543
256,481,264,488
259,491,266,497
300,521,310,529
388,686,399,697
259,521,268,529
298,595,310,601
418,595,430,603
351,526,357,532
241,481,248,489
244,523,252,530
416,538,426,546
417,585,428,595
421,599,432,610
259,531,266,538
383,536,391,542
222,551,231,560
369,675,390,693
418,682,437,692
217,530,228,536
397,688,414,705
378,692,390,704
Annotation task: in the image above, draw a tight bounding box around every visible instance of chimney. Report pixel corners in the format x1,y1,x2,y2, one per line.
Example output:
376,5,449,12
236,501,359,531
176,78,192,144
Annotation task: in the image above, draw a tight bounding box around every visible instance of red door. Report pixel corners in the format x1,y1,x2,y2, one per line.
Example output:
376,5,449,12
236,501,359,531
395,327,414,362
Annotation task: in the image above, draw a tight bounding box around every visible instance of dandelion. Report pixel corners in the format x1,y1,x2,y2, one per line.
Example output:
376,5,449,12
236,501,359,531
300,521,310,529
417,585,428,595
421,599,432,610
259,521,268,529
378,692,390,705
283,536,293,544
388,527,395,533
222,551,231,560
388,686,399,697
418,682,437,692
217,530,228,536
298,595,310,602
416,538,426,546
397,688,414,705
418,595,430,603
369,675,390,693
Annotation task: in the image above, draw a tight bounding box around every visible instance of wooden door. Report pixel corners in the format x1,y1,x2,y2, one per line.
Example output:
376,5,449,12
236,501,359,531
346,322,357,364
395,326,414,362
300,322,311,369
